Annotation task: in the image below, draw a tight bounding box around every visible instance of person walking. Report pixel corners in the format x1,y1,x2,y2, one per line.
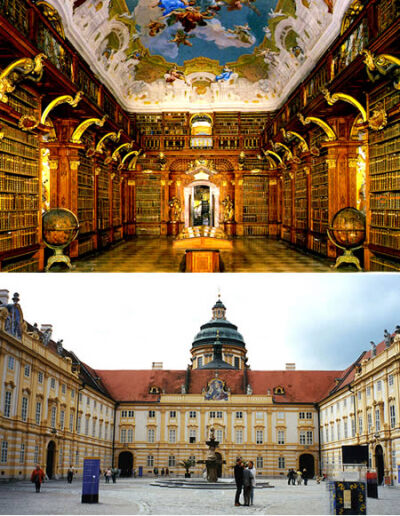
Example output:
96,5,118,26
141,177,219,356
234,458,244,506
30,465,45,493
302,468,308,486
287,469,293,485
111,467,118,483
248,460,256,506
67,465,74,484
242,465,252,507
297,469,302,485
105,468,112,483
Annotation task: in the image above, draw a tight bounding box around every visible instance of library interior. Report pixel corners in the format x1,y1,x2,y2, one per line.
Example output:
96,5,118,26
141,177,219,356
0,0,399,272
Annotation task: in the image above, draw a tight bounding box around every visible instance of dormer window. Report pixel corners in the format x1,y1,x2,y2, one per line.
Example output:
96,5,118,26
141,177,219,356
274,386,285,395
149,386,160,394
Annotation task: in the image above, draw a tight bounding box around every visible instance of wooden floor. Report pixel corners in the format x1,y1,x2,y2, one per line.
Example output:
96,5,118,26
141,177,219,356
66,237,334,273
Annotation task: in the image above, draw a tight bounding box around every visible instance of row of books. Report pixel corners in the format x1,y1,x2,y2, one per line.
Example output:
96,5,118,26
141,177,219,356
243,225,268,236
1,137,38,159
370,171,400,192
369,88,400,116
370,228,400,250
295,219,307,230
78,185,95,198
0,154,39,176
310,234,328,255
312,185,329,199
136,215,161,222
369,122,400,147
77,198,94,211
370,140,400,161
0,211,37,231
8,96,37,118
370,192,400,210
312,221,329,234
311,161,329,176
312,209,329,220
369,153,400,174
78,208,94,221
0,228,38,253
243,138,260,149
370,254,400,272
1,256,40,272
0,193,39,211
0,173,38,194
371,210,400,229
0,122,37,148
243,206,268,214
243,214,268,223
78,220,95,234
312,198,329,209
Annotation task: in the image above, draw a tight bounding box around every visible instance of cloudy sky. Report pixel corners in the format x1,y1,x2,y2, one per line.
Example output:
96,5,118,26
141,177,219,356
2,274,399,373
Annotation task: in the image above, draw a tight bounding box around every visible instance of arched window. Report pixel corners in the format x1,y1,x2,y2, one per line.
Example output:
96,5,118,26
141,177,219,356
274,386,285,395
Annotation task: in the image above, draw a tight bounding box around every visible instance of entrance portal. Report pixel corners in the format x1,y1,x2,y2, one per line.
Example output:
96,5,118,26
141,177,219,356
375,445,384,485
46,441,56,479
184,180,220,228
118,451,134,477
299,453,315,478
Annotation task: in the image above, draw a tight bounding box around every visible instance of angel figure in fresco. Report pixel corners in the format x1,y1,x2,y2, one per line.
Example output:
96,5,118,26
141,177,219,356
156,0,191,16
226,24,254,45
165,65,188,84
257,48,279,66
147,20,166,36
170,29,194,47
215,65,234,82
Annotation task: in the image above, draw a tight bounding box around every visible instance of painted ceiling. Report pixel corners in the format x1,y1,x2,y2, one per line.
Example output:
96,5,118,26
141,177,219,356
50,0,352,112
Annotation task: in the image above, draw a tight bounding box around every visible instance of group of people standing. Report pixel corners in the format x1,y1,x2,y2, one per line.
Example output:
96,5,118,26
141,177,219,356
287,468,308,486
234,458,256,507
104,467,119,483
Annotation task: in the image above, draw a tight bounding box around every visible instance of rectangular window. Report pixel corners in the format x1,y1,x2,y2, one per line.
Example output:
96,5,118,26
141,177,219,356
147,455,154,467
168,456,176,467
235,411,243,419
7,356,14,370
50,378,55,389
299,412,305,419
1,441,8,463
75,450,79,467
61,384,66,395
35,402,41,425
390,405,396,429
392,449,396,468
366,386,371,397
255,412,263,419
79,393,82,403
19,443,25,464
148,410,155,418
34,445,39,464
93,400,96,408
278,457,285,469
256,430,263,444
256,456,263,469
4,391,12,418
121,410,127,418
69,413,74,432
306,431,313,445
209,411,216,418
197,356,203,367
148,428,155,442
38,371,43,384
170,411,176,418
375,409,381,431
330,426,334,442
189,429,196,443
367,412,372,433
169,429,176,443
377,380,382,392
216,429,223,442
85,417,89,436
189,411,197,418
277,412,284,419
127,428,133,443
51,406,57,428
234,357,240,368
236,429,243,444
60,410,65,430
325,427,329,442
358,416,363,434
351,418,356,437
306,412,313,419
92,420,96,437
24,365,30,377
388,375,394,387
344,420,348,438
71,389,75,399
277,430,285,444
77,416,81,434
343,398,347,407
216,411,223,418
128,410,134,418
300,431,306,445
59,448,63,468
120,429,126,443
86,396,90,406
337,422,341,440
21,397,28,422
358,391,362,400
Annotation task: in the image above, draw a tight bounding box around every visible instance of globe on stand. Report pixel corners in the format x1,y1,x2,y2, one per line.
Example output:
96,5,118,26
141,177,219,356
42,208,79,271
327,207,366,271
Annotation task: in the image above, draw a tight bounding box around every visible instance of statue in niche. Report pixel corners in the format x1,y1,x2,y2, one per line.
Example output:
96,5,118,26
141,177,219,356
222,195,234,222
169,196,181,222
4,293,22,338
247,384,253,395
181,384,186,394
42,328,52,346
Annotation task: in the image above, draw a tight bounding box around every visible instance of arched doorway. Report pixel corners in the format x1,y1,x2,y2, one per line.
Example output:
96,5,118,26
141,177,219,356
118,451,133,477
375,445,384,485
46,441,56,479
215,452,223,478
184,180,220,228
299,453,315,478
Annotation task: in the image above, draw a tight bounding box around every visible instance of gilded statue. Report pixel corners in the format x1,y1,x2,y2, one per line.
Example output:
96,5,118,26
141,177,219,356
169,196,181,222
222,195,234,222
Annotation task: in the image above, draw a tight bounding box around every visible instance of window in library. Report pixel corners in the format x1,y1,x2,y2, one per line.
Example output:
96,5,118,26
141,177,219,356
60,410,65,430
19,444,26,465
50,378,55,389
24,364,30,377
71,389,75,399
375,409,380,431
85,417,89,436
34,445,39,465
120,429,126,443
235,429,243,444
255,412,263,419
197,356,203,367
236,411,243,419
149,386,160,394
388,374,394,387
87,396,90,406
4,391,12,418
367,412,373,433
77,416,82,434
69,413,74,432
234,356,240,368
121,410,127,418
366,386,371,397
51,407,57,428
147,455,154,467
75,450,80,467
299,412,305,419
273,386,285,395
358,416,363,434
128,410,134,418
61,384,66,395
344,420,348,438
216,429,223,442
21,397,28,422
306,412,313,419
376,380,382,392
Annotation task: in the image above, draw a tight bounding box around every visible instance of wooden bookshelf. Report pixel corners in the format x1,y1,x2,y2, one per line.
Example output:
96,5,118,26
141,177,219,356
163,112,187,135
367,82,400,271
282,173,292,243
136,114,163,136
294,166,308,248
214,113,239,135
242,176,268,236
112,169,122,241
0,85,42,271
96,161,111,248
240,113,268,135
135,175,161,236
76,134,96,256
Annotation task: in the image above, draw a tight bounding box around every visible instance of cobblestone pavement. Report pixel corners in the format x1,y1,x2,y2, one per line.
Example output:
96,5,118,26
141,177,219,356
0,477,399,515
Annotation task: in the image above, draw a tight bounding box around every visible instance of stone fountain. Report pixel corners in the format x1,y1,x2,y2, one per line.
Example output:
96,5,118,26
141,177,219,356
204,427,222,482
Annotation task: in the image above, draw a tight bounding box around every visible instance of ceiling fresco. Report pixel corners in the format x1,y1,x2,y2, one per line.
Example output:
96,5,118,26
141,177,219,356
49,0,352,112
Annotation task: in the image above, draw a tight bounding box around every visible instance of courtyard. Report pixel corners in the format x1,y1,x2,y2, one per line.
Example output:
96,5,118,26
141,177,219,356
0,477,399,515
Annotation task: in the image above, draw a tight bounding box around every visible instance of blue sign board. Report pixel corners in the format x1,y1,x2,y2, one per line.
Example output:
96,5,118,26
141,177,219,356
82,458,100,503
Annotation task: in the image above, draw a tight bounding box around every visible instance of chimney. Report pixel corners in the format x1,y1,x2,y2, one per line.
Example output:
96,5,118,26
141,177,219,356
152,362,163,370
285,363,296,370
0,289,9,306
40,324,53,333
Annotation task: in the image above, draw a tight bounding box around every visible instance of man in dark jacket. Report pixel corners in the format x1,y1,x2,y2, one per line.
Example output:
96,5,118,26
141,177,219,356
243,466,252,506
234,458,244,506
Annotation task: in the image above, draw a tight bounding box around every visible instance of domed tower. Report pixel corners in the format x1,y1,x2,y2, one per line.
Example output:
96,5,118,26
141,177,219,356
190,297,248,370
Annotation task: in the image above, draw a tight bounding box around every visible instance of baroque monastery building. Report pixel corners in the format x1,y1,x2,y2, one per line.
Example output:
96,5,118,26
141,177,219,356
1,290,400,485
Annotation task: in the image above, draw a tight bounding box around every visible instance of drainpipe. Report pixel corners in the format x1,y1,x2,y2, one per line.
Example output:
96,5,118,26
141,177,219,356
111,402,119,468
316,403,322,476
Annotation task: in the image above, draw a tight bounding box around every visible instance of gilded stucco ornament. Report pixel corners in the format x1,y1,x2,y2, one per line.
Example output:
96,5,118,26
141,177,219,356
18,115,40,132
96,130,122,153
111,142,134,162
322,88,367,122
363,50,400,90
70,115,108,144
298,113,337,141
368,103,387,132
282,128,309,153
0,54,47,104
41,91,84,126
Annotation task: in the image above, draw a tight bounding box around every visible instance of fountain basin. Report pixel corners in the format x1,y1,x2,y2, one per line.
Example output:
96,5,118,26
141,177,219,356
151,478,274,489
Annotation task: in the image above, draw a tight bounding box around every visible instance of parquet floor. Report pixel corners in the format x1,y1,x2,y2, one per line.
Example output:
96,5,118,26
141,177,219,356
69,237,333,272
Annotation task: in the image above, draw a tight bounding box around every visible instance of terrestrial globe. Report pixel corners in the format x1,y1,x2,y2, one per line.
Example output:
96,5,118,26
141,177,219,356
330,207,365,249
42,208,79,271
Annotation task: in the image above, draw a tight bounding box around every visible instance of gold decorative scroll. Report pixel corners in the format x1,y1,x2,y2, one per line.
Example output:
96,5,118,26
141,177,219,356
322,88,367,123
286,130,308,152
18,115,39,132
70,115,108,144
41,91,84,125
273,142,293,161
121,150,142,169
111,142,134,162
262,149,283,165
363,50,400,90
96,129,122,153
0,54,47,103
298,113,337,141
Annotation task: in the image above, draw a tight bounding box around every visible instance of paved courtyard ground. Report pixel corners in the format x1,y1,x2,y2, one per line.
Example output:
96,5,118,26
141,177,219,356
0,477,399,515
